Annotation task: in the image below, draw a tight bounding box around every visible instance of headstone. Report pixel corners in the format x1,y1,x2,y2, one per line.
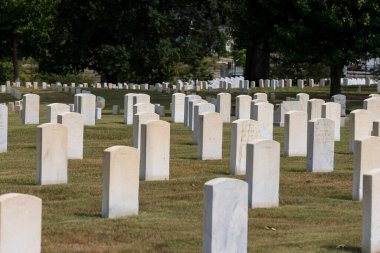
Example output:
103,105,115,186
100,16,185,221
171,93,185,123
0,105,8,152
216,93,231,122
140,120,170,180
0,193,42,253
101,146,139,218
297,79,304,88
46,103,70,123
296,93,310,111
308,79,314,87
124,93,136,125
193,103,216,144
133,103,154,115
278,79,285,88
230,119,259,175
258,79,264,87
331,94,346,116
112,105,120,115
264,79,270,88
96,96,106,109
184,95,201,127
75,93,96,126
154,104,165,117
95,108,102,119
364,97,380,119
235,95,252,120
320,78,326,87
284,110,307,157
202,178,248,253
362,168,380,253
36,123,68,185
22,94,40,124
352,136,380,201
57,112,84,160
307,118,335,172
349,109,374,153
198,112,223,160
286,79,292,87
322,102,341,141
307,98,325,121
189,99,207,130
253,93,267,101
132,112,159,149
251,102,274,139
133,93,150,105
246,139,280,208
273,101,304,127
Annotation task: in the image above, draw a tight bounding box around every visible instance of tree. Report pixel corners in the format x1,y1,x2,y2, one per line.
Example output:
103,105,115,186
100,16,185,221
0,0,57,82
226,0,380,95
40,0,226,83
226,0,278,84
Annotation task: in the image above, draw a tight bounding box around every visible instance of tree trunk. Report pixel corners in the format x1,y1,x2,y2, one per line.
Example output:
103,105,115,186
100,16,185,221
11,39,20,82
244,43,270,86
330,65,342,96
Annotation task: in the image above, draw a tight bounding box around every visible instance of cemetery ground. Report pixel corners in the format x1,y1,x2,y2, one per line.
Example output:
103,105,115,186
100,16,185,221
0,86,373,252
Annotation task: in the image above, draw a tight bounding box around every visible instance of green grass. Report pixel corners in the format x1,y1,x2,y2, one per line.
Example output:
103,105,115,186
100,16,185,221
0,85,375,252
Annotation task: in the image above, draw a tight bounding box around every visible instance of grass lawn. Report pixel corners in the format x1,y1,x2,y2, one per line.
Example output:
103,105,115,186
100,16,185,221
0,85,375,252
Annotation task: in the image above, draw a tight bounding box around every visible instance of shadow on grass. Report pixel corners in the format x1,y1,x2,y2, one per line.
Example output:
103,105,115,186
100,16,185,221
74,212,102,218
323,245,361,253
328,194,353,201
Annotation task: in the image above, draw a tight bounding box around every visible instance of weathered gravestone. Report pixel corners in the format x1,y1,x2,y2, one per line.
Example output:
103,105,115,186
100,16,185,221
235,95,252,120
46,103,70,123
284,110,307,157
246,139,280,208
0,193,42,253
216,93,231,123
202,178,248,253
362,168,380,253
102,146,139,218
22,94,39,124
0,104,7,153
36,123,68,185
230,119,259,175
352,136,380,201
198,112,223,160
140,120,170,181
307,118,335,172
57,112,84,160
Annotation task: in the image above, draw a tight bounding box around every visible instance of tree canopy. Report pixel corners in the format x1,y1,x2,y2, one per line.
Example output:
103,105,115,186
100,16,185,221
38,0,226,83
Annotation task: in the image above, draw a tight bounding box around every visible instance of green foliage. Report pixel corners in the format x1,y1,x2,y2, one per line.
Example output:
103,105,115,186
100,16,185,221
38,0,225,83
0,60,12,83
270,55,330,80
34,72,97,84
